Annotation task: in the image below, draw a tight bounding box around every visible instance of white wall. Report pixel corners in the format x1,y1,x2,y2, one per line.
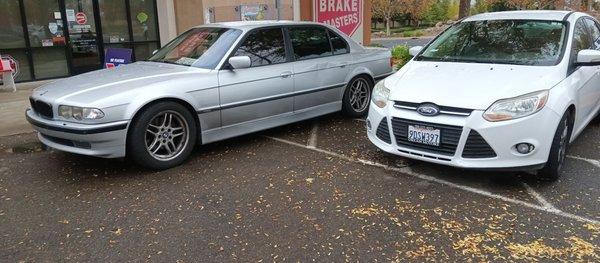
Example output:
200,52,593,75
156,0,178,46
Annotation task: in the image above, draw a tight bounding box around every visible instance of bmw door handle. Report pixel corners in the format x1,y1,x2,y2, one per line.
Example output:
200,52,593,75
280,72,292,78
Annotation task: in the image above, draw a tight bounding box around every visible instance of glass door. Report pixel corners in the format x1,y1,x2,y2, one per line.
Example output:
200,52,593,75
64,0,101,74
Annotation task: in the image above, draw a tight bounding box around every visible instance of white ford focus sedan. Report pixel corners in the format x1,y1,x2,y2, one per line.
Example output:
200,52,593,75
367,11,600,180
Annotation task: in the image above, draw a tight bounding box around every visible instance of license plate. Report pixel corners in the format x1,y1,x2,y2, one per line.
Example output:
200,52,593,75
407,125,441,146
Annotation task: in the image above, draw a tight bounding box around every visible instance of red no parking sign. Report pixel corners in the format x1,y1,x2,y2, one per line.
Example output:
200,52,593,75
75,12,87,25
314,0,363,37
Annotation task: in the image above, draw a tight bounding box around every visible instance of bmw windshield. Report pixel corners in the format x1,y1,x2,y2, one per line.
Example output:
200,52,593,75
416,20,567,66
148,27,242,69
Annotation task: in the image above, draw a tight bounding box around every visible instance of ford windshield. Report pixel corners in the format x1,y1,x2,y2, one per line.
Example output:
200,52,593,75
148,27,242,69
416,20,567,66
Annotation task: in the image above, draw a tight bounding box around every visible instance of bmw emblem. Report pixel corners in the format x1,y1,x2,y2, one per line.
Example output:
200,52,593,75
417,103,440,116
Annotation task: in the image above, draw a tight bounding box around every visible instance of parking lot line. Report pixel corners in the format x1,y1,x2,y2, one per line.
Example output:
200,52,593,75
522,182,559,212
307,123,319,148
568,155,600,169
265,135,600,226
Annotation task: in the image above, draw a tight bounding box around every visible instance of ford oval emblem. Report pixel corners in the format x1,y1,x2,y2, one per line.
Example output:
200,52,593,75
417,104,440,116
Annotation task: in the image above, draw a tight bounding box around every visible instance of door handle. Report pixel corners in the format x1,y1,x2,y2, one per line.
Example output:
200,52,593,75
339,62,348,68
280,71,292,78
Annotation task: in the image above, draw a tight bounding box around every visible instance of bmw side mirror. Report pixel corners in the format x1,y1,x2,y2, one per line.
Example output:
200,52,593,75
409,46,423,57
576,49,600,66
228,56,251,69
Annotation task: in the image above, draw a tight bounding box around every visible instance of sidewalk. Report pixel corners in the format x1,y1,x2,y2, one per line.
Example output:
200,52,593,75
0,80,55,137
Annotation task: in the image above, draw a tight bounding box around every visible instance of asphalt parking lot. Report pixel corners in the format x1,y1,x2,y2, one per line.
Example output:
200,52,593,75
1,113,599,261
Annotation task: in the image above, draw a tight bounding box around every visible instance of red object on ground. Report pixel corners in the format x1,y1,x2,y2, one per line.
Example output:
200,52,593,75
0,59,13,73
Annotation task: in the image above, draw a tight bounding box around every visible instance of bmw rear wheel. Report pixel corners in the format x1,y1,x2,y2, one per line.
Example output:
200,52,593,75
342,76,373,117
128,102,197,170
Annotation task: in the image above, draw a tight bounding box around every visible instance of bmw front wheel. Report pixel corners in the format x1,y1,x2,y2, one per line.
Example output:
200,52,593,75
342,76,373,117
128,102,197,170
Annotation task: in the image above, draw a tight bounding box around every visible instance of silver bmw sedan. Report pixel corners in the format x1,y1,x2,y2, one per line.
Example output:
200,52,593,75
26,21,393,169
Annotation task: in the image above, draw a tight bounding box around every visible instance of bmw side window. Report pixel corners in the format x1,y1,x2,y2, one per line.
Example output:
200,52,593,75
584,19,600,50
233,28,287,67
328,30,349,55
289,27,333,60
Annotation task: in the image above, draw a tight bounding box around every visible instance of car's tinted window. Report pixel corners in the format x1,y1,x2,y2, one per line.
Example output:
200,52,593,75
584,19,600,50
289,27,333,60
572,19,593,63
329,30,349,55
148,27,242,68
234,28,287,67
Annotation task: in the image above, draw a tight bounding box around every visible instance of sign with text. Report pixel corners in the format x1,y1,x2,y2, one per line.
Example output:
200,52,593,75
314,0,363,43
104,48,132,69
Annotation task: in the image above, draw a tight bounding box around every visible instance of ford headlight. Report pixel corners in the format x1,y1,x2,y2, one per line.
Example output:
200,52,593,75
483,90,549,122
371,81,390,108
58,105,105,120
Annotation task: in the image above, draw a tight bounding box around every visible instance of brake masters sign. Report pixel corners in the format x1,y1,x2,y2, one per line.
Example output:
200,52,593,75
314,0,363,44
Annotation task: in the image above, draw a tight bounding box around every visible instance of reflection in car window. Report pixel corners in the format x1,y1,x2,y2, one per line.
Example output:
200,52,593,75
572,19,593,62
148,27,241,69
289,27,333,60
329,30,349,55
418,20,567,66
234,28,286,67
584,19,600,50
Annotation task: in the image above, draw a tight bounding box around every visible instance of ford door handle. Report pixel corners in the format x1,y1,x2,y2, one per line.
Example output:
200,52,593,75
280,72,292,78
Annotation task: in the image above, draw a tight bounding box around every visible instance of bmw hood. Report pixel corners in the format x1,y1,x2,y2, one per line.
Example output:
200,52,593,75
386,61,565,110
31,62,207,104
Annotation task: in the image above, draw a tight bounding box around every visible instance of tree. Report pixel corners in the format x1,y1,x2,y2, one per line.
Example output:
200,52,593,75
401,0,433,26
459,0,470,18
372,0,403,36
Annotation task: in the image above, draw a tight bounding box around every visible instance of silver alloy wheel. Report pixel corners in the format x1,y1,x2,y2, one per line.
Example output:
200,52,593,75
557,118,569,170
145,110,189,161
349,78,370,112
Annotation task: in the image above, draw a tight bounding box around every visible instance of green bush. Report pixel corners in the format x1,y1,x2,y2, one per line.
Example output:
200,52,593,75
401,30,425,38
391,45,411,70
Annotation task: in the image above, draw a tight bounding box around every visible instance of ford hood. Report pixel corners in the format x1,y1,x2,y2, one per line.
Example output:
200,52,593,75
386,61,565,110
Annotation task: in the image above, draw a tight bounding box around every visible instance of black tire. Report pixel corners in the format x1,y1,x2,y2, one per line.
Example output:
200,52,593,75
538,111,573,181
127,101,197,170
342,76,373,117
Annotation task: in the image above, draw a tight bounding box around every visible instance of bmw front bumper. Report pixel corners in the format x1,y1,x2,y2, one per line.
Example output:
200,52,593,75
26,109,129,158
367,101,562,170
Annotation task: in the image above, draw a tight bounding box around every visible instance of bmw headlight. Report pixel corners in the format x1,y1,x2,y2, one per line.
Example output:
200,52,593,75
58,105,105,120
483,90,549,122
371,81,390,108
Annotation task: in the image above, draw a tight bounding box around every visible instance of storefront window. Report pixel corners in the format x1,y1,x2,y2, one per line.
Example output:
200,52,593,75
134,42,157,61
99,0,130,43
32,48,69,79
0,0,25,49
24,0,66,47
2,0,159,82
130,0,157,41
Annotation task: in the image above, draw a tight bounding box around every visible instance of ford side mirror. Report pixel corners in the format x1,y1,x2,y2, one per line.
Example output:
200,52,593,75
409,46,423,57
228,56,251,69
576,49,600,66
